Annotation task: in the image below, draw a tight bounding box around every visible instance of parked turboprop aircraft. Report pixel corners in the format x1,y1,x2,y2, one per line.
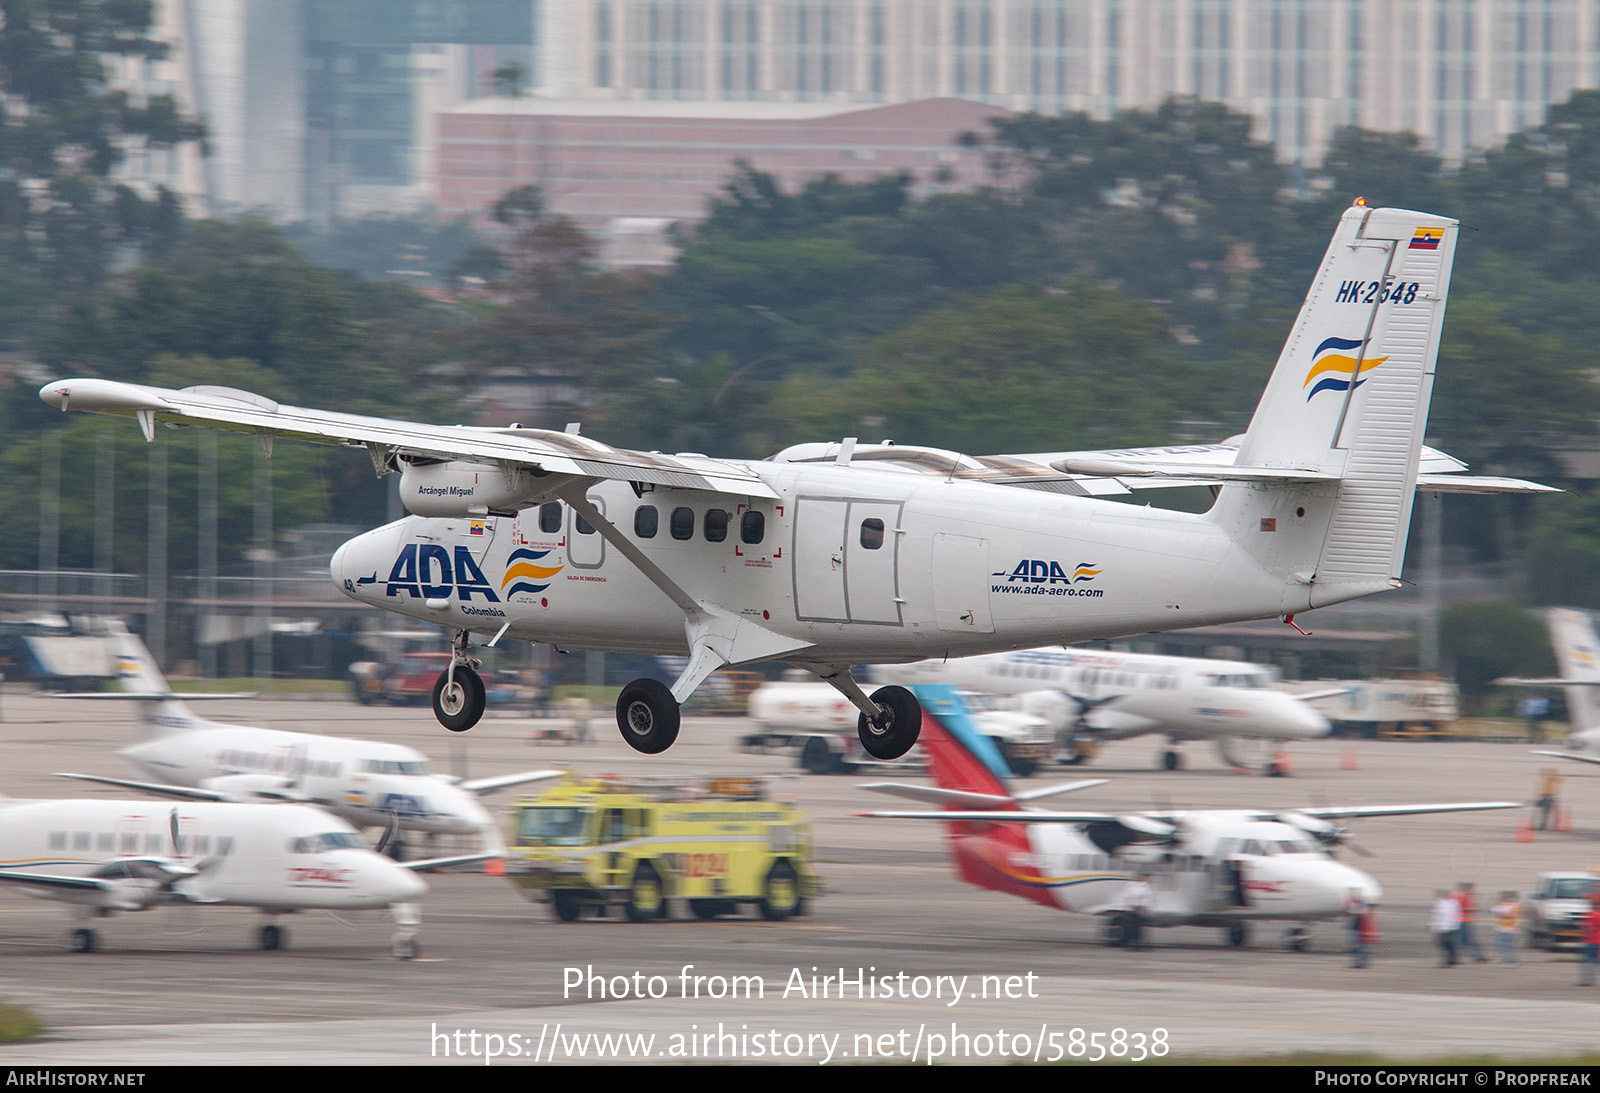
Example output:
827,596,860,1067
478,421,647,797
862,687,1517,949
1497,607,1600,761
55,625,560,857
0,795,458,957
41,204,1551,759
872,647,1333,772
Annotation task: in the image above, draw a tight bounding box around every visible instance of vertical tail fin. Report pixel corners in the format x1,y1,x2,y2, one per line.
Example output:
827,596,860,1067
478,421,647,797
105,622,201,739
1547,608,1600,740
907,686,1018,801
1211,204,1459,610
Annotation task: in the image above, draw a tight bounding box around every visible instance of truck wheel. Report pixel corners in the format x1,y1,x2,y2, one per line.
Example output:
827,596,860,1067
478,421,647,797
759,861,801,921
625,865,665,923
1001,744,1038,778
801,736,839,775
551,889,583,923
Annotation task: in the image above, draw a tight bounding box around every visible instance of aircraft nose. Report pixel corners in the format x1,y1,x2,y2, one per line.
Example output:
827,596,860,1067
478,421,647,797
332,525,400,601
1279,696,1331,739
385,865,429,903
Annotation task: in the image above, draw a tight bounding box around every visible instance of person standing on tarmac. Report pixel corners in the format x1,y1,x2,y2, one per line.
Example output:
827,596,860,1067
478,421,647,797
1492,891,1522,966
1344,888,1373,968
1121,874,1155,952
1431,889,1462,966
1579,893,1600,986
1456,882,1489,963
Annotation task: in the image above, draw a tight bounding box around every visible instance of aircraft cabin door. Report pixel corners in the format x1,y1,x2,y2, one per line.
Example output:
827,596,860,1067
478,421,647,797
844,500,903,625
567,494,606,570
793,498,849,623
931,533,995,633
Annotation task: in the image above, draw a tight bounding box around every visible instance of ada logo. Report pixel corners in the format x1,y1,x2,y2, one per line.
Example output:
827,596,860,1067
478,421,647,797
384,544,499,602
990,560,1105,598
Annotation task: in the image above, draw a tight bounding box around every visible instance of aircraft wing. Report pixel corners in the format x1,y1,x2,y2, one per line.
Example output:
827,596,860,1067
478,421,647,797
40,379,779,500
1533,749,1600,767
776,438,1551,496
0,870,113,893
55,773,234,803
1496,678,1600,687
862,809,1123,824
1238,802,1519,821
860,779,1107,808
454,770,567,796
401,852,501,872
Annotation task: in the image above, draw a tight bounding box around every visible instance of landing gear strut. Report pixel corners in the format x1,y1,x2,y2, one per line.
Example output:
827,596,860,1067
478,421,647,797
432,630,486,732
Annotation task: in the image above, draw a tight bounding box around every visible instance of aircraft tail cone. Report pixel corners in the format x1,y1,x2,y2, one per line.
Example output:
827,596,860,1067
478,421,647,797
1515,817,1535,843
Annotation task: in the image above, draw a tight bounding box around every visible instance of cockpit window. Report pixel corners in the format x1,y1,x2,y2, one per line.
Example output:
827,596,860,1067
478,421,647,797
516,807,591,847
290,832,366,853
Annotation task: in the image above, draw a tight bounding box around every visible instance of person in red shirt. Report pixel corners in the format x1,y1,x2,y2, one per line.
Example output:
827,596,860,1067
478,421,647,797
1578,893,1600,987
1456,882,1488,963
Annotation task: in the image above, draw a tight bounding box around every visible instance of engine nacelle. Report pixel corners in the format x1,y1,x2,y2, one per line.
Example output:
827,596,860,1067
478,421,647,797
398,460,534,517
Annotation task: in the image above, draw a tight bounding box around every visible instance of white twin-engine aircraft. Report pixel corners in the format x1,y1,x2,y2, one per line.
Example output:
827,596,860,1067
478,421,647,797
872,647,1335,773
40,204,1551,758
0,795,453,957
55,625,560,857
863,687,1517,950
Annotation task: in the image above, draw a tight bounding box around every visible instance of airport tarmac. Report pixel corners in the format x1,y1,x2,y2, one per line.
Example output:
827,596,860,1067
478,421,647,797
2,690,1598,1065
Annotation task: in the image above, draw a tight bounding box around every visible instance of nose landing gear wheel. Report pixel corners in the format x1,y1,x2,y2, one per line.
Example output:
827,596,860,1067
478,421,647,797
433,666,486,732
260,923,287,951
856,685,922,760
68,928,98,953
615,679,681,754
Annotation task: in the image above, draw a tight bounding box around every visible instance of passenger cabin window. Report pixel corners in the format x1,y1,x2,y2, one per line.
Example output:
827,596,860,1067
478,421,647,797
741,510,765,544
860,518,885,550
575,513,595,535
671,507,694,540
704,509,728,543
634,505,659,539
538,502,562,534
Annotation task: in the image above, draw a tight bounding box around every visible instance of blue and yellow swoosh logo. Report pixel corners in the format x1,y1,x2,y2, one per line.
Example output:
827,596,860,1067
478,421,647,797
502,548,563,598
1303,336,1388,401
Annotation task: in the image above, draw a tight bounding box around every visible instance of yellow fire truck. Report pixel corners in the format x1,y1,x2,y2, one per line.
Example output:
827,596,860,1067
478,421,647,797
505,775,819,923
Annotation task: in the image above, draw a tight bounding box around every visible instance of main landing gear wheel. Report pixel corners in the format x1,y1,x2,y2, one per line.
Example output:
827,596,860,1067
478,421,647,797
857,686,921,760
1285,926,1311,953
1226,922,1249,948
392,937,420,960
1162,749,1182,771
616,679,680,754
1102,913,1133,948
432,666,486,733
260,923,287,951
68,927,98,954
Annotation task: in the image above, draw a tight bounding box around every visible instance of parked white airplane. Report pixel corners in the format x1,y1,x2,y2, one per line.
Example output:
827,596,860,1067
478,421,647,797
56,626,560,857
872,647,1333,772
1497,607,1600,761
863,687,1516,949
0,795,455,957
41,203,1551,759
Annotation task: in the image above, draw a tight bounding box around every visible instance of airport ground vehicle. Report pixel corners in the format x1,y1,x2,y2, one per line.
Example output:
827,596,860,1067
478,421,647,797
741,680,1051,775
505,776,819,922
1524,871,1599,949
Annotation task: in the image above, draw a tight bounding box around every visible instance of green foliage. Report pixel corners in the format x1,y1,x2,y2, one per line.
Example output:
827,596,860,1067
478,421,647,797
778,283,1187,453
1439,603,1556,698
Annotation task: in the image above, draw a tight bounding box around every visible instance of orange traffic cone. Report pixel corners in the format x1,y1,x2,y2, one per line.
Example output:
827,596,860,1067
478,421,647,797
1340,748,1360,771
1516,817,1535,843
1556,806,1573,832
1272,751,1293,777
